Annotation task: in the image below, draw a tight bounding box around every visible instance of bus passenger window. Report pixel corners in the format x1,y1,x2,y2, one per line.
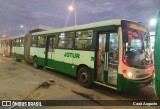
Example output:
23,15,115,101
12,39,15,46
49,37,53,51
109,33,119,64
75,30,93,50
20,38,24,47
58,32,74,49
37,36,46,48
32,36,37,47
15,38,20,47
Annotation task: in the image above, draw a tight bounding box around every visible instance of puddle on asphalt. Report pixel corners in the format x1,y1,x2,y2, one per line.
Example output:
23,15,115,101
36,79,56,89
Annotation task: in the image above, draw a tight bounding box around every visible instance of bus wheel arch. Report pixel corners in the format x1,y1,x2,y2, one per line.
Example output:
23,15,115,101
33,55,39,69
77,64,92,88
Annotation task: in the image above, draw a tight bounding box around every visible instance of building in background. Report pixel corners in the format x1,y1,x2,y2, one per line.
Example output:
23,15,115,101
29,25,56,33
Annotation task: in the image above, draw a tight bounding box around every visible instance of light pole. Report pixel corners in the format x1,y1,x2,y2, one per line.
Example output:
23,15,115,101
69,5,77,26
20,25,27,34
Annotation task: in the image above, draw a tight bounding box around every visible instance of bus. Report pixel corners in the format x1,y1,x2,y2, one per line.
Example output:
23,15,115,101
11,35,25,61
29,19,154,91
0,35,25,60
0,19,154,91
154,9,160,99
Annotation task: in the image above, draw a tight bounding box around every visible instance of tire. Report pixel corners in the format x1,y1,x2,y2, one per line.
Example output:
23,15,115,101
33,57,39,69
78,67,92,88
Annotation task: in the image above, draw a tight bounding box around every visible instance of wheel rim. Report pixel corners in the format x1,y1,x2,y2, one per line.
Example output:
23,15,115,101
80,72,88,82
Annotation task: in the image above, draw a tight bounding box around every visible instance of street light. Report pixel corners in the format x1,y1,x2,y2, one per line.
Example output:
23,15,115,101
3,34,6,38
150,18,157,26
68,5,77,26
20,25,27,34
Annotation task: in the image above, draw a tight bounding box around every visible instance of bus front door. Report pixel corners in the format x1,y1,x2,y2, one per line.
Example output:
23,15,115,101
97,32,119,87
45,36,56,68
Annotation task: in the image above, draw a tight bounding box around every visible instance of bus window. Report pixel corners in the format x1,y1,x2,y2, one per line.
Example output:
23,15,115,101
32,36,37,47
48,37,53,51
75,30,93,50
37,36,46,48
109,33,119,64
48,35,58,51
15,38,20,47
58,32,74,49
20,38,24,47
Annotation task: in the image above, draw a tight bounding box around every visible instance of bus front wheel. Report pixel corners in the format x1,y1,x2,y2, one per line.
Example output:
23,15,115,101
33,57,39,69
78,67,92,88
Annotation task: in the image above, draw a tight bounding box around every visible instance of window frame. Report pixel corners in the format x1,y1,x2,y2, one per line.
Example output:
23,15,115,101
57,31,75,49
75,29,94,50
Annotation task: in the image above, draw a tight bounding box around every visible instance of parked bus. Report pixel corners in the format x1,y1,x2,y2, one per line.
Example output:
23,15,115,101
29,19,154,91
0,35,25,60
154,9,160,99
11,35,25,61
0,19,154,91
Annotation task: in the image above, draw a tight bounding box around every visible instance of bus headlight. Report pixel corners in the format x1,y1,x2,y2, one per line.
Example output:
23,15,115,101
127,72,133,78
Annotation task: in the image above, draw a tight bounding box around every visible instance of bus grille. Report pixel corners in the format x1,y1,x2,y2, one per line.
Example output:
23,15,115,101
136,73,150,78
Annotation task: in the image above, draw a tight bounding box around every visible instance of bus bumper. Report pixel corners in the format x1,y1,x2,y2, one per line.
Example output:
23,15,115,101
118,74,153,91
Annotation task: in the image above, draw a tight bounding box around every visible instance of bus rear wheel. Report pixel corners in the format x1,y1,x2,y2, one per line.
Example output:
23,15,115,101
33,57,39,69
78,67,92,88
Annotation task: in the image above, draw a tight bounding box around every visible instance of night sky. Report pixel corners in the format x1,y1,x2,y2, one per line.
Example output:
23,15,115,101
0,0,160,37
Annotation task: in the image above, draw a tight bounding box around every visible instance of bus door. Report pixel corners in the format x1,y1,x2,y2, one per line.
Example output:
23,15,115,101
45,36,56,68
97,32,119,86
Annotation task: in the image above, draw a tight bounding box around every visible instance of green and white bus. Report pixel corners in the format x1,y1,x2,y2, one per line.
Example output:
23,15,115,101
28,19,154,91
11,35,25,61
0,19,154,91
154,9,160,99
0,35,25,60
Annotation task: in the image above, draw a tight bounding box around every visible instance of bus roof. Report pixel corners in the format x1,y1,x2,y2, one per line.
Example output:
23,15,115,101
32,19,122,36
0,35,25,40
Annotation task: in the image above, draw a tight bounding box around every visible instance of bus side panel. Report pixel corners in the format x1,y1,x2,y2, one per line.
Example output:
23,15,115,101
72,50,95,78
50,49,94,78
12,47,24,60
30,47,45,66
53,49,74,76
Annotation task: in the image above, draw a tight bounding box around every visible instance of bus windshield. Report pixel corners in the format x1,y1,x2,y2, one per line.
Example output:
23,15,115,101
122,21,153,68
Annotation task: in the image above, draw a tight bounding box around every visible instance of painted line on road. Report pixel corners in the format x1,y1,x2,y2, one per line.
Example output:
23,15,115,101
0,74,29,84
